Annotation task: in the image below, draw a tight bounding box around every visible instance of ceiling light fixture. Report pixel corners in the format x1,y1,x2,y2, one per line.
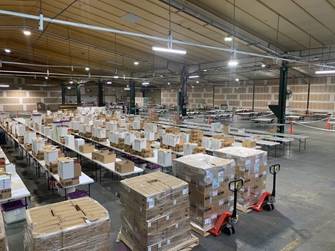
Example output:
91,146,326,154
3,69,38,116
106,81,112,84
167,82,171,85
235,78,239,82
152,46,187,55
315,70,335,74
69,80,74,84
45,76,48,80
142,81,150,86
228,59,239,67
4,48,11,54
85,67,90,71
203,69,207,72
0,84,9,88
261,63,266,68
113,75,119,79
224,36,233,42
189,75,199,79
133,61,139,66
23,30,31,36
196,80,199,84
67,86,71,89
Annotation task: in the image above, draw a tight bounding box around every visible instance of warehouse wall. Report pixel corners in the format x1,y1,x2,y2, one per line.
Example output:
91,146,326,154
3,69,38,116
161,77,335,113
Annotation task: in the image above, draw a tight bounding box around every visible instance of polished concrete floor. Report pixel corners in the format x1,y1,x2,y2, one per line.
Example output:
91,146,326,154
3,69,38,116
2,120,335,251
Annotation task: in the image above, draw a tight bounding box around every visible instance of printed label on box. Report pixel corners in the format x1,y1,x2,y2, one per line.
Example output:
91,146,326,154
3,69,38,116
182,188,189,195
147,197,155,209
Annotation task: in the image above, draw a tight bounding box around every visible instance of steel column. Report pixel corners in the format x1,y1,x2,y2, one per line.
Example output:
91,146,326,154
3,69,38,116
97,82,104,107
306,79,311,114
76,84,81,105
179,66,188,116
252,81,255,111
129,80,136,115
278,61,289,133
61,84,66,104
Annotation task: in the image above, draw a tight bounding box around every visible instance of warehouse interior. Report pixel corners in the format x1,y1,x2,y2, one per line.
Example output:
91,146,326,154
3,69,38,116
0,0,334,250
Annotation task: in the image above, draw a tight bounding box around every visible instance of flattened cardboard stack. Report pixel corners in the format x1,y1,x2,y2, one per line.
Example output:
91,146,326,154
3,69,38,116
120,172,194,251
24,197,112,251
213,147,267,211
173,153,235,231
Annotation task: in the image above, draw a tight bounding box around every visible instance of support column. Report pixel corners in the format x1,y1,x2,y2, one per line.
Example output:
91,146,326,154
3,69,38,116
179,66,188,116
278,61,289,133
129,80,136,114
76,84,81,105
268,60,288,133
306,79,311,114
61,84,66,104
97,81,104,107
252,81,255,111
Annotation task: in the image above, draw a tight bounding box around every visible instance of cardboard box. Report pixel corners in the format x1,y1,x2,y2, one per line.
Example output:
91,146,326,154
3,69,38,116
157,149,172,167
92,151,116,164
58,157,80,180
119,172,193,250
60,177,80,187
24,197,112,251
242,139,257,148
115,160,134,173
44,146,58,166
32,138,45,155
173,153,235,230
0,174,11,190
0,189,11,200
64,135,75,148
79,144,95,153
74,138,85,151
132,138,146,152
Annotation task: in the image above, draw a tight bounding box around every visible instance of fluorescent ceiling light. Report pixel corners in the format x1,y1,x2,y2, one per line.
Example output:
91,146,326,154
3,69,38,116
113,75,119,79
0,84,9,88
133,61,139,66
315,70,335,74
69,80,74,84
85,67,90,71
4,48,11,54
152,46,187,55
228,59,239,67
142,82,150,86
196,80,199,84
67,86,71,89
191,85,194,88
23,30,31,36
189,75,199,79
261,64,266,68
167,82,171,85
224,36,233,42
106,81,112,84
45,76,48,80
235,78,239,82
203,69,207,72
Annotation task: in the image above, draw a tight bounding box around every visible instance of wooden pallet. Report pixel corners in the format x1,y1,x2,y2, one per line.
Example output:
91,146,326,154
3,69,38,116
190,222,211,237
117,231,199,251
237,204,252,213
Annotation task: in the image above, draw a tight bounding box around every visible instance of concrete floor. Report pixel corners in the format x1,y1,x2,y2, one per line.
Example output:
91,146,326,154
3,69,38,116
2,120,335,251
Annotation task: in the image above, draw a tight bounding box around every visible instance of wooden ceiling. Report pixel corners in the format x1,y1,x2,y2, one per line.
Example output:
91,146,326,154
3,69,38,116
0,0,334,85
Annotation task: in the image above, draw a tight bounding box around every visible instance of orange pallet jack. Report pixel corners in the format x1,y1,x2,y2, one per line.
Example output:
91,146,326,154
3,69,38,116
209,179,244,236
251,164,280,212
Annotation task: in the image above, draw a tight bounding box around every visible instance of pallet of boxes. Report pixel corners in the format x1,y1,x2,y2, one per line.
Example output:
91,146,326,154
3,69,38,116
213,147,267,212
173,153,235,236
24,197,112,251
118,172,199,251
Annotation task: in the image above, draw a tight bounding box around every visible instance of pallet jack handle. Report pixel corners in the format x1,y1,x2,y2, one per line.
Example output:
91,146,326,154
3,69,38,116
269,164,280,198
229,179,244,220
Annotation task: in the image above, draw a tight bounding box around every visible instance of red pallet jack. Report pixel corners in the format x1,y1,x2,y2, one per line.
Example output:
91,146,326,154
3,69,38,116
209,179,244,236
251,164,280,212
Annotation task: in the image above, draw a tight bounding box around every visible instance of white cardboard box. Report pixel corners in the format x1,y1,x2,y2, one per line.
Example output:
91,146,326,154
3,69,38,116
44,148,58,165
105,121,118,132
58,158,75,180
74,138,85,151
32,138,45,155
132,138,146,152
124,132,135,146
64,135,75,149
0,174,11,190
24,131,36,145
158,149,172,166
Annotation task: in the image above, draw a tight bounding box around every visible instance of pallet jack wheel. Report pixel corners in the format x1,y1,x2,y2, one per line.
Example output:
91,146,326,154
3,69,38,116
222,224,235,236
263,201,275,211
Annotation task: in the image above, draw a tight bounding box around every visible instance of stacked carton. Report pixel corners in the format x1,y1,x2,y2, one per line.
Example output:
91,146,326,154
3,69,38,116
120,172,194,250
213,147,267,210
189,129,203,144
92,151,116,164
44,146,58,173
32,138,45,159
157,149,172,167
173,153,235,230
24,197,112,251
58,157,81,186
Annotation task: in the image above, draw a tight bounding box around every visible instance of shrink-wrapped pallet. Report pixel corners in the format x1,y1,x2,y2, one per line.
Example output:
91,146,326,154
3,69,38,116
173,153,235,230
213,147,267,211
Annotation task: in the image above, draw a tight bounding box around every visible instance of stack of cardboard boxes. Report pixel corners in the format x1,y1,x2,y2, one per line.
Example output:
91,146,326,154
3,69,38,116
24,197,112,251
44,146,59,173
0,172,11,200
189,129,203,144
32,138,45,160
92,150,116,164
58,157,81,186
119,172,195,250
213,147,267,211
173,153,235,231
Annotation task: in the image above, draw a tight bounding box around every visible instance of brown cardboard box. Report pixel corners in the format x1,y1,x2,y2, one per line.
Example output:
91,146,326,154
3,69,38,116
0,189,11,200
59,177,79,187
24,197,112,251
242,139,256,148
79,144,95,153
92,151,116,164
115,160,134,173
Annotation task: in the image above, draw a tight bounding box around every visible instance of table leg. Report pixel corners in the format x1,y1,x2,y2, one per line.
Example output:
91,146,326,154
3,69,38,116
304,139,307,150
